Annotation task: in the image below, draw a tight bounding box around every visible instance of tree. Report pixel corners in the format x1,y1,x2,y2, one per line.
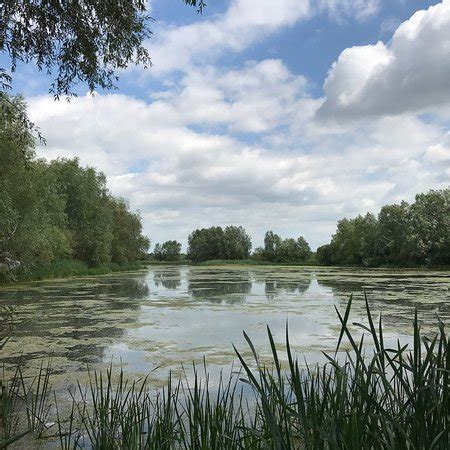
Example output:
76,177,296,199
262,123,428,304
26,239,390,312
0,95,70,279
317,188,449,267
223,226,252,260
263,231,282,262
316,244,333,265
1,1,205,97
187,226,252,262
153,241,182,261
187,227,225,263
1,94,149,280
377,201,411,265
296,236,312,261
408,190,450,265
49,158,114,266
110,197,149,263
262,231,311,263
325,213,378,266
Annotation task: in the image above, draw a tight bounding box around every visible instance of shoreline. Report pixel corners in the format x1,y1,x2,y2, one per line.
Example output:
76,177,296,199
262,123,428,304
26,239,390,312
2,260,449,287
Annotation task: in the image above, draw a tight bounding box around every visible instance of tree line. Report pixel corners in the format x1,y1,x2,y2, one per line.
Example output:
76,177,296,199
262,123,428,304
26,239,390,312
0,96,149,281
153,188,449,268
317,189,450,267
153,228,312,263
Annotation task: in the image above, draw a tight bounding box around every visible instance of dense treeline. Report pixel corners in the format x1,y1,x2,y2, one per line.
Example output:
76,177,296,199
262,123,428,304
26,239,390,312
317,189,450,267
0,96,149,281
185,227,312,264
153,240,182,261
187,226,252,262
253,231,312,263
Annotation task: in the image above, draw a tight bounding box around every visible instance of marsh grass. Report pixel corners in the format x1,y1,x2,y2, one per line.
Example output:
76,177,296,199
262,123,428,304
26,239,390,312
1,259,147,284
1,294,449,448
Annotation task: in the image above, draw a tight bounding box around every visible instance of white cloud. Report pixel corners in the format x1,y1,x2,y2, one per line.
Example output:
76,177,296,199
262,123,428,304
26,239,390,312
318,0,450,118
150,59,309,133
146,0,380,74
318,0,380,22
146,0,311,74
23,3,450,250
28,70,450,249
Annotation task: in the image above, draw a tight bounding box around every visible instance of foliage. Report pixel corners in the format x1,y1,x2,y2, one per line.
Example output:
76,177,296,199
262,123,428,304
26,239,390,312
153,240,182,261
0,0,204,97
317,189,450,267
187,226,252,262
223,226,252,260
0,95,149,281
110,197,150,264
259,231,312,263
3,295,450,448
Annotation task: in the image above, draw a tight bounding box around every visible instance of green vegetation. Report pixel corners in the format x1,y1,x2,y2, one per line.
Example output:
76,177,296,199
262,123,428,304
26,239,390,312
2,296,449,448
317,188,450,267
187,226,252,263
8,259,147,283
253,231,312,264
153,240,183,262
186,227,313,265
0,96,149,283
1,1,204,96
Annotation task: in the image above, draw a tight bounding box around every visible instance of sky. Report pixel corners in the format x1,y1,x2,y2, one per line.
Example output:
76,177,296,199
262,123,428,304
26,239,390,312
5,0,450,250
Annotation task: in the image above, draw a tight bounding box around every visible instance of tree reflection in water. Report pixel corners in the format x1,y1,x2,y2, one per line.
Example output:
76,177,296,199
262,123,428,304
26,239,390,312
187,269,252,304
153,268,182,290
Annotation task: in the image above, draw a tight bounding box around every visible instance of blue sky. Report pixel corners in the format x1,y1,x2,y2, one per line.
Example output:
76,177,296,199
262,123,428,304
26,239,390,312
6,0,450,249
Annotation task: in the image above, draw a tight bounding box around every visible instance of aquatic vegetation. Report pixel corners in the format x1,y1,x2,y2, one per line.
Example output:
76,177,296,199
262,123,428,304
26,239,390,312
1,294,449,448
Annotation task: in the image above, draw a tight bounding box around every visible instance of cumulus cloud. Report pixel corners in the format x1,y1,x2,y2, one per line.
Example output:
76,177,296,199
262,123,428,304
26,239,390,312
28,72,450,249
146,0,380,74
150,59,309,133
318,0,380,22
318,0,450,118
23,2,450,249
146,0,310,74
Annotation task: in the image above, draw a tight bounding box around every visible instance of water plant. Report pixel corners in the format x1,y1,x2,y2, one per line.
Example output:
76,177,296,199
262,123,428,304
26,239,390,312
1,294,449,448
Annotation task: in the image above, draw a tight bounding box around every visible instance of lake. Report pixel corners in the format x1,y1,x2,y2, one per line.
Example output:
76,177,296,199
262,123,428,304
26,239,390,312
1,265,449,389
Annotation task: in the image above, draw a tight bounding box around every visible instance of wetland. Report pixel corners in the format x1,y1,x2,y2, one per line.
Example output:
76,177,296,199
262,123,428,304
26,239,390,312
1,265,449,390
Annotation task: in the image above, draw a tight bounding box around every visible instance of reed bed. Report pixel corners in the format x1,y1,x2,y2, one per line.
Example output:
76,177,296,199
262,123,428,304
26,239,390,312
1,294,449,449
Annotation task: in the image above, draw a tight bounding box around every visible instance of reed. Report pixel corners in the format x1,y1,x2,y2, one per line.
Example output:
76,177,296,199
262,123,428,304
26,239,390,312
2,293,449,448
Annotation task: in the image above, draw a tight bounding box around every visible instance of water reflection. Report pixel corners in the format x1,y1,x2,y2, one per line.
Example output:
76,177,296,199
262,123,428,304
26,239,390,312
153,268,182,290
187,269,252,304
264,278,311,300
0,266,449,388
0,274,149,368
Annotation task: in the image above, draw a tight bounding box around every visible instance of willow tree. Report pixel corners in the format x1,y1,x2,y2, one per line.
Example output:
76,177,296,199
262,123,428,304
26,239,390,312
0,0,205,96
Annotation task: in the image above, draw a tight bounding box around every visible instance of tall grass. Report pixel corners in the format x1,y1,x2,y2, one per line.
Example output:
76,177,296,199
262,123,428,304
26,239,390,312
1,259,147,284
2,294,449,448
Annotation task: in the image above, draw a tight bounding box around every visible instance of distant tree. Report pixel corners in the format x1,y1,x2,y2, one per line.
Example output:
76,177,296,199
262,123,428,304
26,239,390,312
187,227,225,263
110,197,149,263
408,190,450,265
252,247,266,262
377,201,411,265
264,231,282,262
316,244,333,265
223,226,252,260
187,226,252,262
262,231,311,263
0,0,205,97
326,213,378,266
296,236,312,261
318,188,449,267
153,241,182,261
277,238,298,263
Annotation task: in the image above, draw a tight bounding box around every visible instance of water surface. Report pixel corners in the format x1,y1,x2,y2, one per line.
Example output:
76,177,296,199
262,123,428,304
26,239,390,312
1,265,449,388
